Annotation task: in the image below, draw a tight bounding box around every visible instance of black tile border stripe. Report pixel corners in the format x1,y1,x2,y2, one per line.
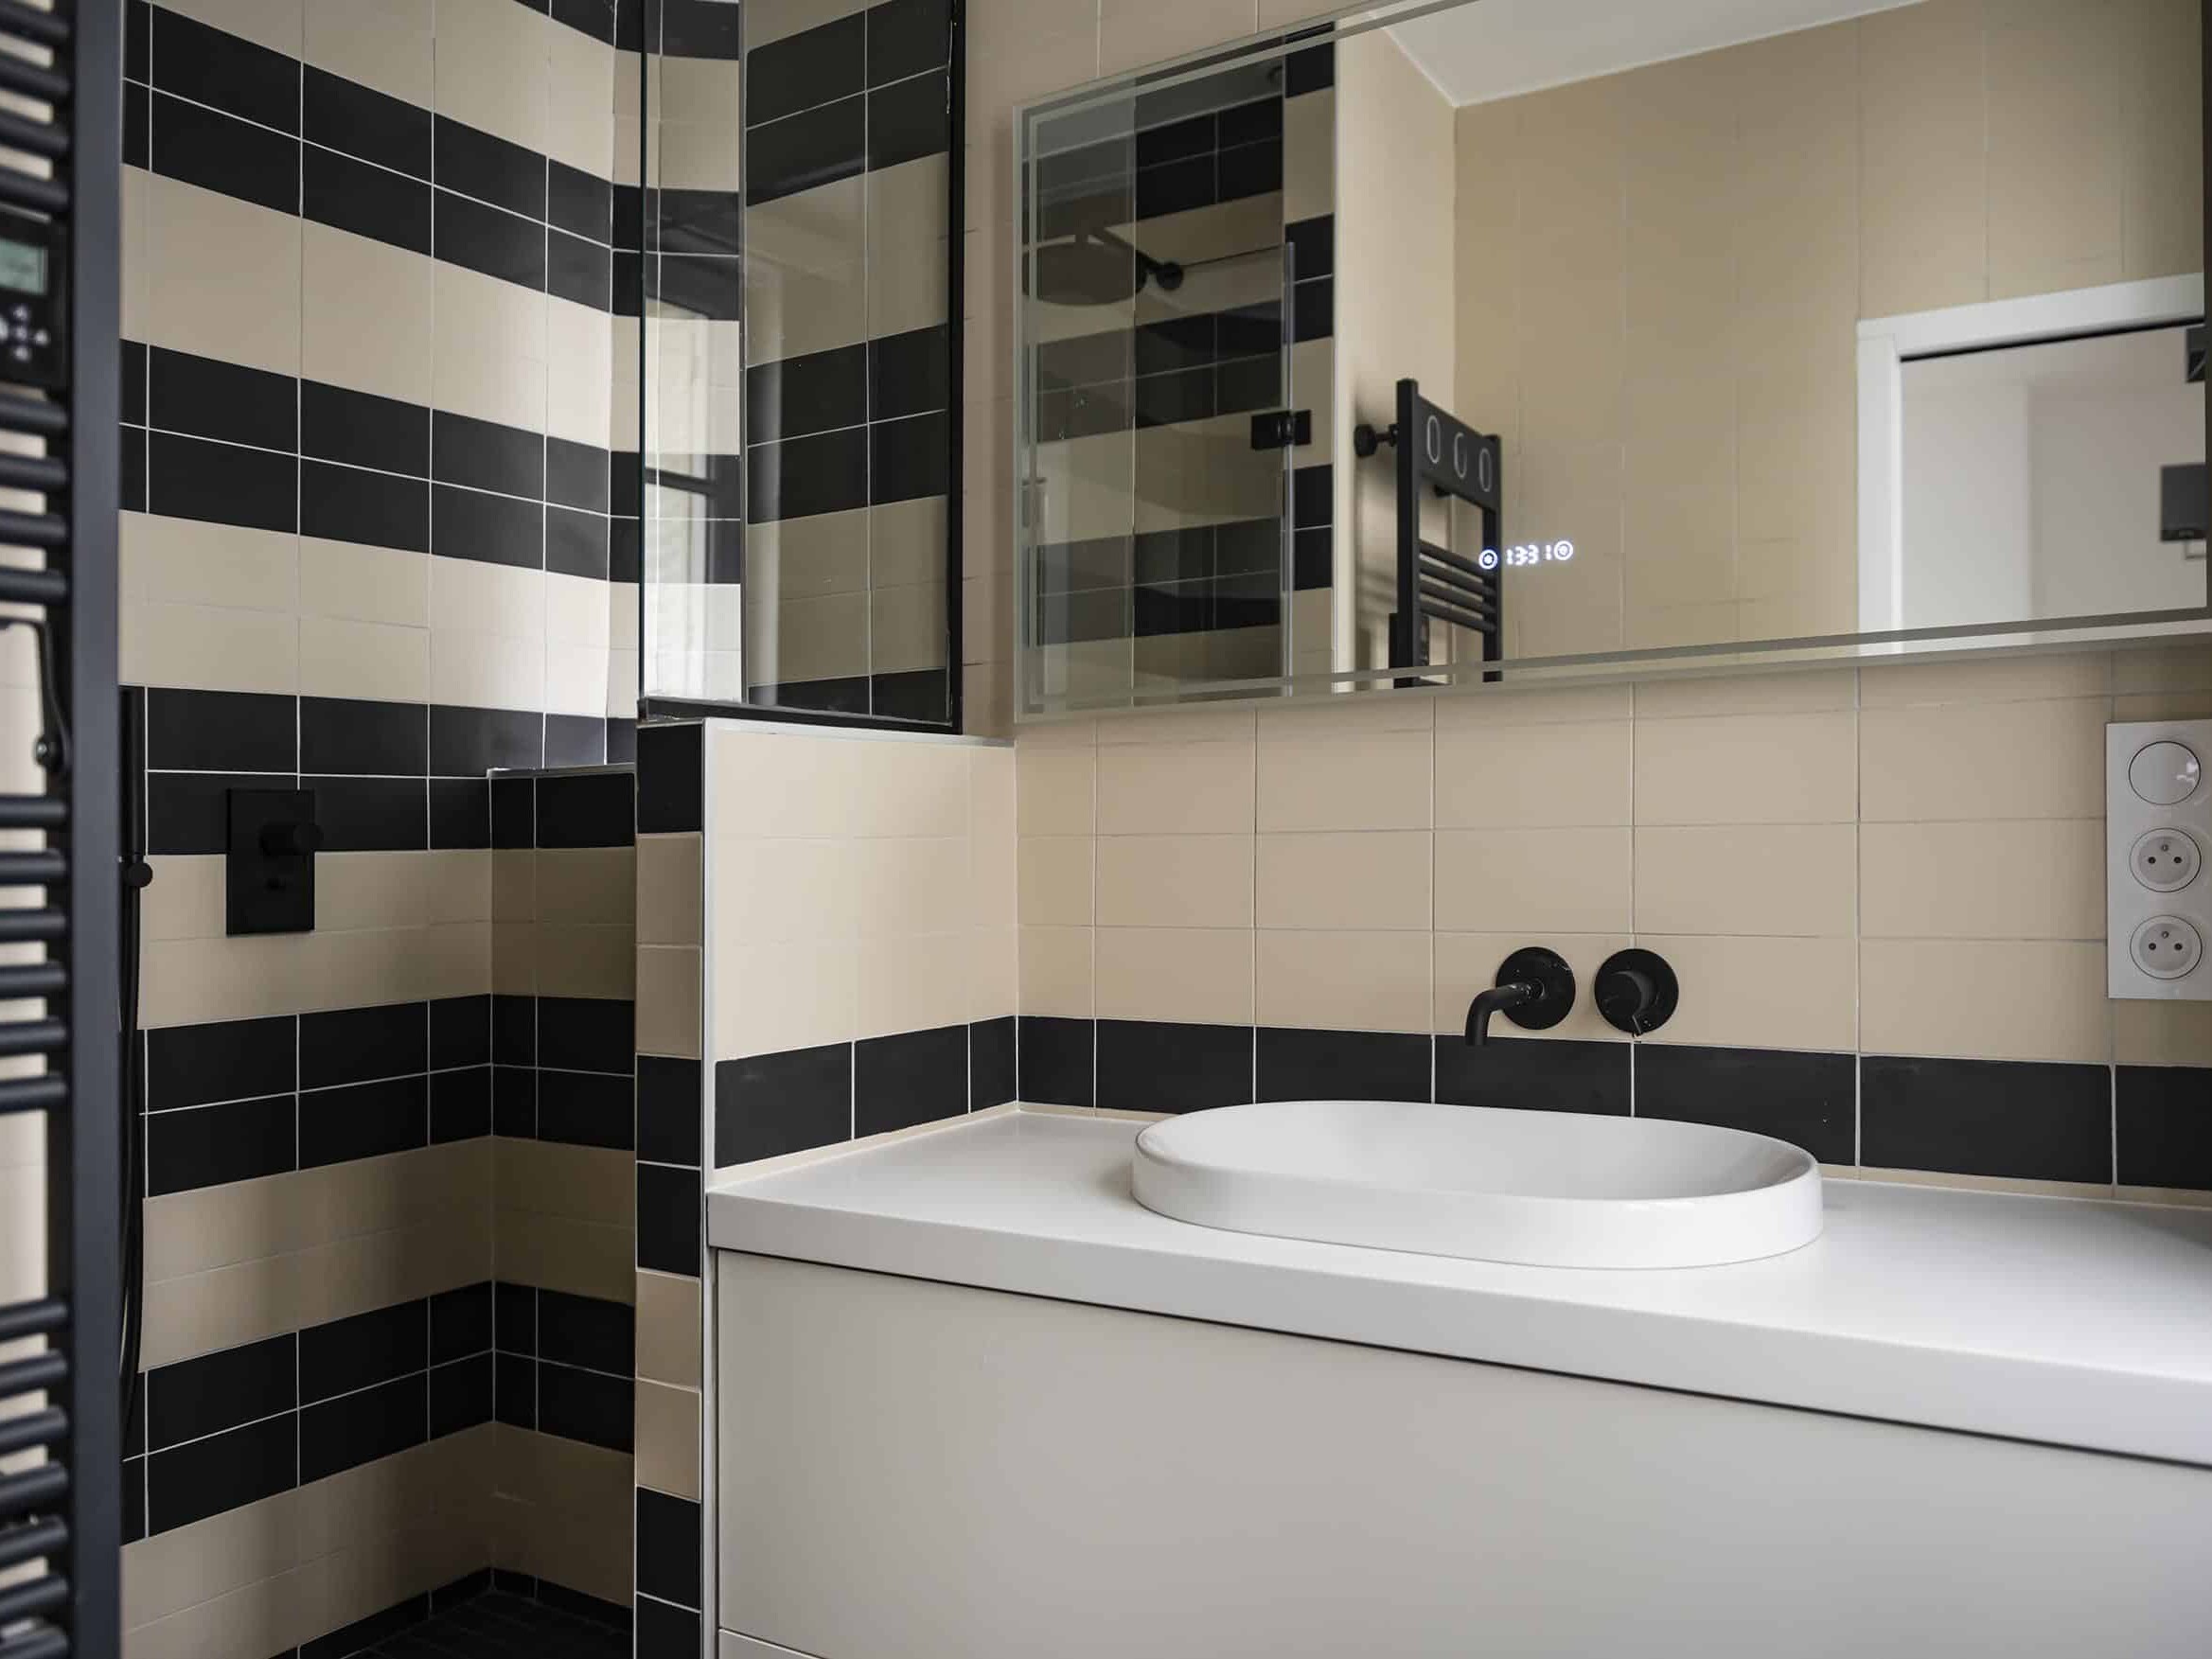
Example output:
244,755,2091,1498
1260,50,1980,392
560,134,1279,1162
998,1019,2212,1194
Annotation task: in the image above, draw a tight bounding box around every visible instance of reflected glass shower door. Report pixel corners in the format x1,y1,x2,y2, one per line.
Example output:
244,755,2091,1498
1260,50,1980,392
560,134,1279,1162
1022,65,1301,711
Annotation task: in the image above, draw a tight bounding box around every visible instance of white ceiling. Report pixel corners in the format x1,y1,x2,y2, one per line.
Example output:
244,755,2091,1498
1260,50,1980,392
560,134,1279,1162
1386,0,1921,106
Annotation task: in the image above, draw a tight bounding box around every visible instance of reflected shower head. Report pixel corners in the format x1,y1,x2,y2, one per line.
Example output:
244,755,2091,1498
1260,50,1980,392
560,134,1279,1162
1031,228,1183,307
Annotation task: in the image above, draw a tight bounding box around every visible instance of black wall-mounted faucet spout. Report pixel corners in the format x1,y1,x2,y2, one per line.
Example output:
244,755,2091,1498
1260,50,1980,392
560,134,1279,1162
1464,947,1577,1046
1465,980,1538,1046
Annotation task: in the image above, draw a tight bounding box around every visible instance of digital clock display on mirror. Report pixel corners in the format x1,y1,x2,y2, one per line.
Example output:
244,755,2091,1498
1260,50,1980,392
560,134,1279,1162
1477,540,1575,573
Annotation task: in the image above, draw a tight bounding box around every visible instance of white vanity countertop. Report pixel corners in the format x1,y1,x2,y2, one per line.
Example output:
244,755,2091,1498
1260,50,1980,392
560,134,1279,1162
705,1109,2212,1468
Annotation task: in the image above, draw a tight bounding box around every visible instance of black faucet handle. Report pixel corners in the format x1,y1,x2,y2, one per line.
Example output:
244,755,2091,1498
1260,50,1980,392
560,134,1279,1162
1595,948,1678,1036
1467,947,1576,1045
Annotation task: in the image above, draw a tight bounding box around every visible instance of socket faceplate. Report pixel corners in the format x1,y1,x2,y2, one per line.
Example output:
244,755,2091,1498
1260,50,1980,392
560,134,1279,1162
2109,720,2212,1000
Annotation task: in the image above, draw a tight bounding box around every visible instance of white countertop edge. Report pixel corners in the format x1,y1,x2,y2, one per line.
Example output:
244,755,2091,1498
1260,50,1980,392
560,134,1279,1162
705,1110,2212,1470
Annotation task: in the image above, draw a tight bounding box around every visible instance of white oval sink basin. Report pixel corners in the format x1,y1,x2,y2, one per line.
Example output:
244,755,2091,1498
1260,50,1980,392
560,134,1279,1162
1131,1100,1823,1269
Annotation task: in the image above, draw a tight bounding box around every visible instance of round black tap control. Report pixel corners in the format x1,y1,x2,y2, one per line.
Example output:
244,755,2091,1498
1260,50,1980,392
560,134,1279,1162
1466,946,1576,1045
1595,948,1678,1036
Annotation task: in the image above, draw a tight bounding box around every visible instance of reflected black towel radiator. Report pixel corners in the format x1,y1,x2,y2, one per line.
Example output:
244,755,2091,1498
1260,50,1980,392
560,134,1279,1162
0,2,122,1657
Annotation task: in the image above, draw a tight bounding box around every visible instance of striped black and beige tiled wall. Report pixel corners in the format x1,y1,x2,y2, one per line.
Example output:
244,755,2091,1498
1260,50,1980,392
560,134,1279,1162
677,0,958,724
118,0,649,1651
1013,649,2212,1201
630,717,1017,1653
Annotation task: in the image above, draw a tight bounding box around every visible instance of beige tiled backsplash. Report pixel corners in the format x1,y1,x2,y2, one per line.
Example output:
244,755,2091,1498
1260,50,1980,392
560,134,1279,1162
1016,648,2212,1074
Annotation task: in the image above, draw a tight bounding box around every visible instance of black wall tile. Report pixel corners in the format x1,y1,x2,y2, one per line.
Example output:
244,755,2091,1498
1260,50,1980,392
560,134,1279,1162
490,775,536,847
638,1056,702,1166
635,1597,702,1659
434,189,546,289
147,770,293,856
494,1351,536,1429
494,1066,537,1137
147,1014,295,1109
636,723,701,832
430,778,491,848
1097,1020,1252,1115
635,1490,702,1609
147,1092,294,1195
2116,1066,2212,1190
1861,1054,2111,1184
148,1411,294,1534
298,1074,430,1168
549,160,613,242
717,1044,852,1166
537,1289,633,1375
434,115,548,220
747,341,867,444
433,410,545,500
305,143,433,255
494,1281,537,1353
855,1024,966,1136
301,380,430,477
309,774,429,851
536,770,636,848
635,1162,701,1275
300,697,427,778
969,1016,1015,1111
546,435,611,513
304,66,432,178
153,90,299,216
493,994,537,1065
301,1597,430,1659
301,459,430,553
870,409,949,504
870,325,950,422
1259,1028,1429,1104
431,1066,492,1142
153,7,299,132
432,483,543,569
300,1001,428,1089
429,1353,493,1438
549,228,613,309
748,12,864,126
867,69,949,171
539,997,635,1073
745,94,865,204
148,346,296,452
868,0,951,83
148,430,296,532
148,1332,294,1451
299,1373,427,1483
1436,1035,1629,1117
537,1068,634,1150
1286,214,1334,279
1017,1015,1091,1107
147,687,295,773
545,712,608,768
300,1299,427,1403
433,704,544,776
747,426,869,522
430,1281,493,1364
1639,1045,1857,1166
547,503,611,580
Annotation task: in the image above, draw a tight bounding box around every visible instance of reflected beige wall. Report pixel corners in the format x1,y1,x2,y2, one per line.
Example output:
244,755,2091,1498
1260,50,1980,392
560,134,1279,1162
1450,0,2203,660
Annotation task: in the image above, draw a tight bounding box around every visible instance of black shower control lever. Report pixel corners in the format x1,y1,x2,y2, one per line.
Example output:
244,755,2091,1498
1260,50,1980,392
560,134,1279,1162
1465,946,1575,1046
1595,948,1679,1036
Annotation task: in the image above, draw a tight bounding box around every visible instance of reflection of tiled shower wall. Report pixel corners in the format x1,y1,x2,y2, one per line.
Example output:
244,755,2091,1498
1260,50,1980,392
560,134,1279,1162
735,0,960,723
1455,0,2203,657
115,0,646,1651
629,717,1017,1653
1015,649,2212,1202
1024,39,1336,704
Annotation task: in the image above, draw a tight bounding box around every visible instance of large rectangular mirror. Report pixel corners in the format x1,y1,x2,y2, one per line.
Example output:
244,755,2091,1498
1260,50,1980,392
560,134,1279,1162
1014,0,2208,717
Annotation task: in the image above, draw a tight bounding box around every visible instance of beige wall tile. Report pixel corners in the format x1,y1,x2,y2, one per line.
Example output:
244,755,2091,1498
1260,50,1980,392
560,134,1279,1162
636,1269,701,1389
1018,925,1092,1018
709,725,862,838
124,513,297,614
635,1381,701,1500
1859,652,2111,708
142,855,223,942
637,833,703,946
1861,939,2109,1063
494,1210,635,1306
305,0,431,104
1017,836,1092,927
1634,824,1857,937
1860,698,2108,821
1256,831,1431,931
1633,669,1856,718
1433,718,1632,828
1434,827,1632,935
2115,999,2212,1068
125,1559,316,1659
142,175,301,377
1635,934,1859,1051
495,1138,632,1228
535,924,634,998
635,944,702,1057
1635,712,1858,825
124,601,298,697
1257,930,1432,1034
1257,726,1432,833
1432,932,1632,1043
717,941,855,1060
298,616,431,704
1102,707,1257,746
434,0,551,153
1096,834,1252,930
166,0,302,54
716,837,859,945
535,848,636,926
850,737,969,838
857,931,974,1038
1862,820,2105,940
123,1485,301,1632
1100,0,1257,74
1095,740,1255,835
1015,741,1094,836
302,224,435,405
1095,927,1253,1026
298,538,428,629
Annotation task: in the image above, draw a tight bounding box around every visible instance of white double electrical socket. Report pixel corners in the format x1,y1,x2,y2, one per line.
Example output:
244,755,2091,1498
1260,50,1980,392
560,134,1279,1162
2109,719,2212,1000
